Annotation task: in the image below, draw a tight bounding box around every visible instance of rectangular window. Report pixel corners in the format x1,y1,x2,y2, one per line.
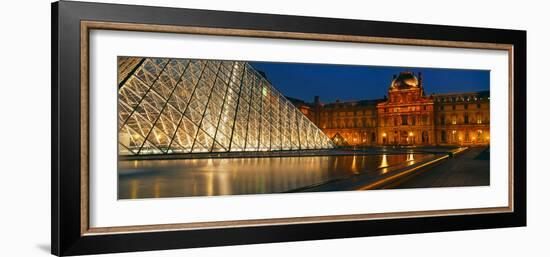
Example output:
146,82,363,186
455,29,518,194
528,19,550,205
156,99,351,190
401,115,408,125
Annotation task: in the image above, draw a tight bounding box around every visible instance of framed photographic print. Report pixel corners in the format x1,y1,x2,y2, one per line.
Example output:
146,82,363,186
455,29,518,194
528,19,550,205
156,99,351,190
51,1,526,256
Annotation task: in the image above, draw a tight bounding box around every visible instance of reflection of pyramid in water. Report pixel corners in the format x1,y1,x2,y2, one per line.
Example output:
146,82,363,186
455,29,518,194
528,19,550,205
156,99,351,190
118,57,334,155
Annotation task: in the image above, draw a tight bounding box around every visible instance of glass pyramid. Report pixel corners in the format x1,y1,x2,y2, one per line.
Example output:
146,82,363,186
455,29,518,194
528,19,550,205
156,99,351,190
117,57,334,156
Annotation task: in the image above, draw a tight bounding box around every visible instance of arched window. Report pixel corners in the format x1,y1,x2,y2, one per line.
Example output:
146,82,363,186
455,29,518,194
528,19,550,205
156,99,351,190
422,131,429,143
347,119,354,128
477,130,483,142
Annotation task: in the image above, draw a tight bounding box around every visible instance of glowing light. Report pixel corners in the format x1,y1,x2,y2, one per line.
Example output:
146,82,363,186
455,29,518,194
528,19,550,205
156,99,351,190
409,132,413,137
382,133,387,137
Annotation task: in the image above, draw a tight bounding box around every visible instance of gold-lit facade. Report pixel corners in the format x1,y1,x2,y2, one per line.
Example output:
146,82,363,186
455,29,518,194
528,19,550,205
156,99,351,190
293,72,490,146
117,57,334,156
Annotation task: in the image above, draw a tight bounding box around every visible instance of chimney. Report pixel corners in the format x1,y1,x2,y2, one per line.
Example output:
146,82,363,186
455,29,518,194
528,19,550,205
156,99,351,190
313,96,321,124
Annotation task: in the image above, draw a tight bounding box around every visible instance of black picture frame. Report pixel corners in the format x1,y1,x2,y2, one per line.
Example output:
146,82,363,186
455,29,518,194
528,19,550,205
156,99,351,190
52,1,526,256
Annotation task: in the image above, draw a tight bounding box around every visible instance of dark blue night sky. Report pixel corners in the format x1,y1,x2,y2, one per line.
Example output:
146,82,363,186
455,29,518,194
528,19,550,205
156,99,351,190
249,62,490,103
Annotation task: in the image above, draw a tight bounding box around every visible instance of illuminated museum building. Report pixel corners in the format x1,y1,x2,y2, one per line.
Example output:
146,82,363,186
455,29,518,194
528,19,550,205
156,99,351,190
293,72,490,146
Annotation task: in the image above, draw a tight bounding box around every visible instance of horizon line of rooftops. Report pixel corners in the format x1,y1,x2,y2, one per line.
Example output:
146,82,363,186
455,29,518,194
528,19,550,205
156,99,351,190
285,90,490,107
252,68,489,107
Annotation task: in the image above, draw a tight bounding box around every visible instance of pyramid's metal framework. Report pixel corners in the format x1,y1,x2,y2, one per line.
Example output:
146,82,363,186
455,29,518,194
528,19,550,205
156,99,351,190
118,57,334,155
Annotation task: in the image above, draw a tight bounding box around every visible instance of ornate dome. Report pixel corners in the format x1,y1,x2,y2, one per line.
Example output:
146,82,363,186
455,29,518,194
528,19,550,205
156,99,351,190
390,72,420,90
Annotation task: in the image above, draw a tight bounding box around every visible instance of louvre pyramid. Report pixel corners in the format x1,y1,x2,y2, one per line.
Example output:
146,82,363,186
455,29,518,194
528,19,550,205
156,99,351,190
118,57,334,155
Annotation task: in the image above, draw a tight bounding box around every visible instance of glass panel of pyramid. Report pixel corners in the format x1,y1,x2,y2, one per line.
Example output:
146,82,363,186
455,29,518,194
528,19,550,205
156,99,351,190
118,57,334,155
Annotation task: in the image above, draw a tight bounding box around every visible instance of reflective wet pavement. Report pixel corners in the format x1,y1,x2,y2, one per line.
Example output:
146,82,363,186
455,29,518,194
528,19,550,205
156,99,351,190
118,153,434,199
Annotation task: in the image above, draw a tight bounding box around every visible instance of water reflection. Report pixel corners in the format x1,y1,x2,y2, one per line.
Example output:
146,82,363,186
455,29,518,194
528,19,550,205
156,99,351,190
379,154,389,168
118,154,432,199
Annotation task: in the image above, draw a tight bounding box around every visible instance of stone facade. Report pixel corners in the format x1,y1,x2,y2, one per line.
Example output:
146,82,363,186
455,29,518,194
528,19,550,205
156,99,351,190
290,71,490,146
